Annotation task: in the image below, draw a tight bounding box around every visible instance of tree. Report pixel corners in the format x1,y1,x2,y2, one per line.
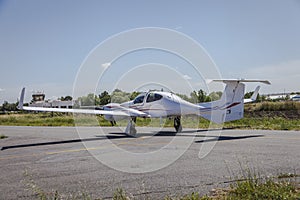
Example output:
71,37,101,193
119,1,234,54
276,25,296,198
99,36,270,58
176,93,191,102
60,96,73,101
244,91,261,102
99,91,111,105
285,94,290,101
1,101,17,111
209,91,222,101
244,91,254,99
111,89,130,103
197,89,207,103
190,91,199,103
130,91,140,100
259,95,266,102
78,93,97,106
189,89,210,103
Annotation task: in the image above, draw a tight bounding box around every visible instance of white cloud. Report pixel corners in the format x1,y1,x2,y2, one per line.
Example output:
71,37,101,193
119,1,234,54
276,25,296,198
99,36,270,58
183,74,192,80
0,88,4,92
101,62,111,69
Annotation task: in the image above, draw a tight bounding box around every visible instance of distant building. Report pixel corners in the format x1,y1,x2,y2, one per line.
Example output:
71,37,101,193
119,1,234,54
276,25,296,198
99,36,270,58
29,91,76,108
265,93,300,101
32,92,45,102
266,93,288,100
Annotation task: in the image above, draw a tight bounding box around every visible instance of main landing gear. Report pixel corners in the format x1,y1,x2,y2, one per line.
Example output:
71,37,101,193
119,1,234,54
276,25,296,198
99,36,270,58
125,117,137,137
110,120,117,126
174,116,182,133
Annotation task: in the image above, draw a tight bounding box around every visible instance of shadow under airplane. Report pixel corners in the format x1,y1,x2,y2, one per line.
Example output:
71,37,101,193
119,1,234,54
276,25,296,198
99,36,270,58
194,134,264,143
0,134,128,151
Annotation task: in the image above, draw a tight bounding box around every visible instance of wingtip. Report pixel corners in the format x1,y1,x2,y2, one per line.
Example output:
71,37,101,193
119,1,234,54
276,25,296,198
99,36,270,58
265,80,271,85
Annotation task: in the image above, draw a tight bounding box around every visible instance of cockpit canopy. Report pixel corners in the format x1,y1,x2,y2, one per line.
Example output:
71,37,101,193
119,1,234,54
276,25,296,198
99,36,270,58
133,92,163,104
146,93,163,103
133,93,145,104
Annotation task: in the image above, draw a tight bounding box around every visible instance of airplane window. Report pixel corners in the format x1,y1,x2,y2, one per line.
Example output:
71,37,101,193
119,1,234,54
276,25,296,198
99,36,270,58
146,93,163,103
133,95,145,104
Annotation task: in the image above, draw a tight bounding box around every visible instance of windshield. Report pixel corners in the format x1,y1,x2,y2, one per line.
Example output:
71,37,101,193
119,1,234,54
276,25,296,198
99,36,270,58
133,94,145,104
146,93,163,103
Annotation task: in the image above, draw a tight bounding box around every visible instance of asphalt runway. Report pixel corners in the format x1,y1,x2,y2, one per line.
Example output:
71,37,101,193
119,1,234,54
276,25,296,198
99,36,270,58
0,126,299,199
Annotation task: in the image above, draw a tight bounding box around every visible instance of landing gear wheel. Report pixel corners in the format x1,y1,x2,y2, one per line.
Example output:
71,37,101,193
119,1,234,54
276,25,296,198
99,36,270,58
110,120,116,126
125,117,137,137
174,116,182,133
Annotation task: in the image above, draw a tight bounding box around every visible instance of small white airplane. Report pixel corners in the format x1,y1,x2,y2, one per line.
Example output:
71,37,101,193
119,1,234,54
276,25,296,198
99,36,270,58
17,79,270,136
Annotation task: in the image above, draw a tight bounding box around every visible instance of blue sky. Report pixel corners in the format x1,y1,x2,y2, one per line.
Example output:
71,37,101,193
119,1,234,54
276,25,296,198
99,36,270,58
0,0,300,103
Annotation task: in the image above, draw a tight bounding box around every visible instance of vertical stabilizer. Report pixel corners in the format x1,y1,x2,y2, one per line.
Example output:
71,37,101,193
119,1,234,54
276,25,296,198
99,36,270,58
219,81,245,122
17,87,25,110
244,86,260,103
199,79,269,124
199,81,245,123
221,81,245,122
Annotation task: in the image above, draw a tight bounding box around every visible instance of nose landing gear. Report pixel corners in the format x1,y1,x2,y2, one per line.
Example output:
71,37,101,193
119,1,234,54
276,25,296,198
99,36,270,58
125,117,137,137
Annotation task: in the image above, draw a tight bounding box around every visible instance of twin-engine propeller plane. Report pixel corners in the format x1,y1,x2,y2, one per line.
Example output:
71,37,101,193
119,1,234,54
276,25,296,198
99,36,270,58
18,79,270,136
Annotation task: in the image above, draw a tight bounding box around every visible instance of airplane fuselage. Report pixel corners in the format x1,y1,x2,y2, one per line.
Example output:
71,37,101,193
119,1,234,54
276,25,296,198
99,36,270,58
103,91,200,121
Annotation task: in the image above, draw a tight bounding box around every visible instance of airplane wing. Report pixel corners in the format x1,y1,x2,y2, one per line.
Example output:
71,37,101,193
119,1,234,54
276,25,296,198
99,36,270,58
17,88,149,117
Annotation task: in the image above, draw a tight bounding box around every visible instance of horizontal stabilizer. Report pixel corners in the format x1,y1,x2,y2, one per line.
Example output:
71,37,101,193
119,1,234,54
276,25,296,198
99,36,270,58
208,79,271,85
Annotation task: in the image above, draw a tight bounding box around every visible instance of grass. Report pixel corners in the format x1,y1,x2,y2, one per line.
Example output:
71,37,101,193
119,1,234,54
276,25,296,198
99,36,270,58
249,101,300,112
0,134,7,139
166,171,300,200
22,175,299,200
209,164,300,200
112,188,128,200
225,177,299,200
224,117,300,130
0,113,111,127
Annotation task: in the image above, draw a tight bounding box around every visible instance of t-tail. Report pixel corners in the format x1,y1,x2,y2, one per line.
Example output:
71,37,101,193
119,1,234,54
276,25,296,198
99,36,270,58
199,79,270,124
